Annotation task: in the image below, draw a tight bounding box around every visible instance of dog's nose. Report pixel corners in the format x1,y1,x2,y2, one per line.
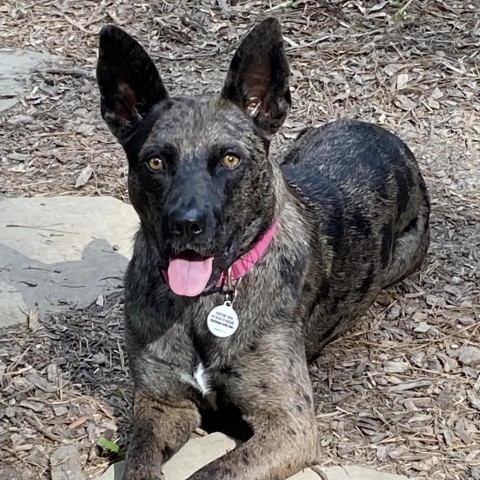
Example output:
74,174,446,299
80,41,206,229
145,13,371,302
168,208,207,240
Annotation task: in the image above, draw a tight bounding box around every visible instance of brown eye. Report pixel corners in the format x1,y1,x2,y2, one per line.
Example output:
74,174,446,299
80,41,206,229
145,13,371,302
221,154,241,169
148,157,164,171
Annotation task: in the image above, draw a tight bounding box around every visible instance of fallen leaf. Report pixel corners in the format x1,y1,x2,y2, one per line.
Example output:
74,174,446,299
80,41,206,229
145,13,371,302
75,165,93,188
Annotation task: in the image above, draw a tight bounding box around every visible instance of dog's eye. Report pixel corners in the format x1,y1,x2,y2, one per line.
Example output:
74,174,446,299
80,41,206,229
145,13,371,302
148,157,164,171
221,154,241,169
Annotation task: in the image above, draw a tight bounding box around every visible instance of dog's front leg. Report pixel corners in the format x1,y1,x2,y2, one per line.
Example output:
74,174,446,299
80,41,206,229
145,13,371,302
189,334,318,480
188,413,316,480
123,390,201,480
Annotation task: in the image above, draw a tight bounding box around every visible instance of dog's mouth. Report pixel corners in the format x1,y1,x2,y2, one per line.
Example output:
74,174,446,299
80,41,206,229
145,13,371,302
162,235,238,297
165,250,215,297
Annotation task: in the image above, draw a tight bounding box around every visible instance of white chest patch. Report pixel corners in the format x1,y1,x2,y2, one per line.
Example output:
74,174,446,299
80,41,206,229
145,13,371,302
193,362,210,395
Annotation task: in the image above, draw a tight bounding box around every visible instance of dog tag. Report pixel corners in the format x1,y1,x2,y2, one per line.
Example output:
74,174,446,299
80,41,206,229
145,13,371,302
207,301,239,338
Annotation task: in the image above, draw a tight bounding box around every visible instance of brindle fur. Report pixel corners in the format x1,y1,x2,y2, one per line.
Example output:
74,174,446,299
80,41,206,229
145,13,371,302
96,18,430,480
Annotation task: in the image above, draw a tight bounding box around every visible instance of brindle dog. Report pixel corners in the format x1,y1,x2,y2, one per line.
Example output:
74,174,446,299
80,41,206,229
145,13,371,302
96,17,430,480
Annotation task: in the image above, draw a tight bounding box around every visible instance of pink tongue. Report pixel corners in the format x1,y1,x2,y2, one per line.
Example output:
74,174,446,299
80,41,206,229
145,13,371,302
167,256,214,297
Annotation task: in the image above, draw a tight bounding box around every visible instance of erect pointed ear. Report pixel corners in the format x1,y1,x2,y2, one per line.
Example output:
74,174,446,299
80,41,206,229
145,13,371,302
96,25,169,144
221,17,291,136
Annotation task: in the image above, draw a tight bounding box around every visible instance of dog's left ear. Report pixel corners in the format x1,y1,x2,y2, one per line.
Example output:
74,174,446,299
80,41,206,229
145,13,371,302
221,17,291,136
96,25,169,143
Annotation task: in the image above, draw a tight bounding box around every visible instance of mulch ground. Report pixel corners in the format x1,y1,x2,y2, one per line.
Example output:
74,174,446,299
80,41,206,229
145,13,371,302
0,1,479,479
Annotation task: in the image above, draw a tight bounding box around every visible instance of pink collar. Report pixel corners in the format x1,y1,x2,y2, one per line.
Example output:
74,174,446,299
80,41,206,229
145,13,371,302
217,220,279,289
162,221,279,294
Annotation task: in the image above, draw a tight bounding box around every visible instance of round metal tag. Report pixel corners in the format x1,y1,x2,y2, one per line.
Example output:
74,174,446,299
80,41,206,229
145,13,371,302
207,301,239,338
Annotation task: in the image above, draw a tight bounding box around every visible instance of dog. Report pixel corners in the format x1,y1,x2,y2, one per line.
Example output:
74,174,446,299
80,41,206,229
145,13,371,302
96,17,430,480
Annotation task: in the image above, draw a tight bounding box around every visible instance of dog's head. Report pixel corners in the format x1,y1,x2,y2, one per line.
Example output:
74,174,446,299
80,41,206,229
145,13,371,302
96,18,290,296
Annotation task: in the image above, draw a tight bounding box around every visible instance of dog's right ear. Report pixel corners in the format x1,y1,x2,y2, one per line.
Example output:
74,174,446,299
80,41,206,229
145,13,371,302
221,17,291,136
96,25,168,143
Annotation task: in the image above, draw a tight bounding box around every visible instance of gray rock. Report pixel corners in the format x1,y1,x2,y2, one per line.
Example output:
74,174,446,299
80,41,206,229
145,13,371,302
0,466,31,480
322,466,408,479
458,346,480,366
53,406,69,417
0,49,57,112
50,445,85,480
97,433,409,480
98,433,238,480
98,461,124,480
0,196,138,327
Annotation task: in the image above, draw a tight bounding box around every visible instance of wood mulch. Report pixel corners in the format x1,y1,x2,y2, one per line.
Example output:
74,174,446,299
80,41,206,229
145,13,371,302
0,1,479,479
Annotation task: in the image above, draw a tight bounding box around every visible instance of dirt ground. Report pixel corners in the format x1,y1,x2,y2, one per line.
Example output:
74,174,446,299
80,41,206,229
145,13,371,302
1,1,479,479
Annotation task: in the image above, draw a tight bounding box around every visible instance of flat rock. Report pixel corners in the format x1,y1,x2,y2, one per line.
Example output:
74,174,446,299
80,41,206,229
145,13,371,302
50,445,85,480
457,346,480,366
0,466,31,480
0,196,138,327
98,433,238,480
97,433,408,480
307,466,408,479
0,49,57,112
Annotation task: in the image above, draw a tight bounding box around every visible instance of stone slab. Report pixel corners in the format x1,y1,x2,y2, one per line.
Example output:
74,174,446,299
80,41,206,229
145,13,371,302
97,433,408,480
291,466,408,480
0,49,57,112
0,196,138,327
98,433,238,480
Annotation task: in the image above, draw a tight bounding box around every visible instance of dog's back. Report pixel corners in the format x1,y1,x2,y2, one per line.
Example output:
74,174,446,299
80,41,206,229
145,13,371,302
281,119,430,357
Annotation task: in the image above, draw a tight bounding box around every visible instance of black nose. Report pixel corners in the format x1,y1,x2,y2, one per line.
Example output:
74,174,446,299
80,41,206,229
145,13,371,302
168,208,207,240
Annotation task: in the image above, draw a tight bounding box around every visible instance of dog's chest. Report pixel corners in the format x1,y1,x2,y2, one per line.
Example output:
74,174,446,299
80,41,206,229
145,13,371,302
193,362,211,395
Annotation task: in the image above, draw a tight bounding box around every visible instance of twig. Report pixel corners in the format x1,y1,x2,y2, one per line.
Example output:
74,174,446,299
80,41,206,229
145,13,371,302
314,0,348,20
37,67,95,80
265,1,294,12
2,365,33,377
6,224,78,234
311,465,329,480
397,0,414,16
6,345,33,374
63,14,92,34
24,413,66,444
153,48,230,62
